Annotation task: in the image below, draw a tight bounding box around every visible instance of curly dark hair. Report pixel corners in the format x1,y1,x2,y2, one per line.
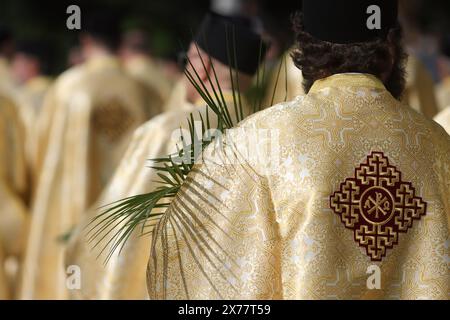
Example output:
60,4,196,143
291,12,407,99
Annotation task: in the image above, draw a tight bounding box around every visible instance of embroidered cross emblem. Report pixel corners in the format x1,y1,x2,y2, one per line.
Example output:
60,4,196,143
330,152,427,261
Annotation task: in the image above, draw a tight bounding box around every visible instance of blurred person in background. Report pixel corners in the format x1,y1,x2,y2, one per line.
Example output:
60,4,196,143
19,11,148,300
434,107,450,134
434,36,450,134
399,0,439,119
65,11,267,300
0,26,29,301
435,35,450,111
158,52,183,84
403,55,439,118
0,26,15,87
119,28,172,118
67,45,84,67
0,93,28,301
256,0,304,107
11,41,53,185
0,81,28,301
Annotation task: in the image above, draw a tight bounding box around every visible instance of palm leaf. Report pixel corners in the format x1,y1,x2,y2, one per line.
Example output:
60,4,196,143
86,27,285,263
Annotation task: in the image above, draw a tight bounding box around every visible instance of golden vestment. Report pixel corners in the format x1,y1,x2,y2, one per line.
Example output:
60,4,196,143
162,79,187,113
66,91,243,299
403,56,439,119
0,88,28,300
148,74,450,300
124,56,172,119
0,242,8,299
19,55,147,300
0,58,14,89
16,76,52,185
436,77,450,112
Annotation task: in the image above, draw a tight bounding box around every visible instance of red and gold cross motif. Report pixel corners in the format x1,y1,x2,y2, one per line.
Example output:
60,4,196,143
330,152,427,261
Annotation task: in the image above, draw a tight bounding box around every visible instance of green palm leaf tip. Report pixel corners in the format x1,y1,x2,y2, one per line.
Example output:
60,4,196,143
87,31,283,264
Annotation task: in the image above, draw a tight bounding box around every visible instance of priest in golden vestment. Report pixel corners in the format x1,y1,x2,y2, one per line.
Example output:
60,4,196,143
0,28,19,112
435,37,450,112
19,13,148,300
0,80,28,300
0,27,15,89
436,76,450,113
433,40,450,134
65,12,267,300
403,55,439,119
258,5,305,108
262,50,305,107
119,29,173,118
434,108,450,135
148,0,449,300
11,42,52,186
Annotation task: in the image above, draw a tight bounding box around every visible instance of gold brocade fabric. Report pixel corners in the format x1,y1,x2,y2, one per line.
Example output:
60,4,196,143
19,55,147,300
434,107,450,135
0,89,28,300
65,91,245,300
436,77,450,112
403,56,439,119
148,73,450,300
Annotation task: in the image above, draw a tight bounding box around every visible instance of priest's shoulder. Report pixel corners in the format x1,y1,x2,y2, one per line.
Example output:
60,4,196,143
237,94,307,130
399,104,450,155
51,64,85,92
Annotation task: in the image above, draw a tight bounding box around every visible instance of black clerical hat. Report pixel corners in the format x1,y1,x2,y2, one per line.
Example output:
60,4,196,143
302,0,398,44
194,12,267,75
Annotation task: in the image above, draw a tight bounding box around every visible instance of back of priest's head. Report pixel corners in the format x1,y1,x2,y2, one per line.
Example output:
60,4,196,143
292,0,406,99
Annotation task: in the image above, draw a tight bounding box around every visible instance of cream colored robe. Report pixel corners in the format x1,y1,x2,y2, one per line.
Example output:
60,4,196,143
66,89,244,300
436,77,450,113
262,50,304,108
434,107,450,135
148,74,450,300
0,241,8,299
0,89,28,300
19,55,147,300
16,76,52,187
124,56,172,119
403,56,439,119
0,58,14,89
162,79,187,113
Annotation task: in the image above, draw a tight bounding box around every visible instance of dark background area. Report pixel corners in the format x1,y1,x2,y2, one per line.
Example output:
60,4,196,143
0,0,213,73
1,0,450,75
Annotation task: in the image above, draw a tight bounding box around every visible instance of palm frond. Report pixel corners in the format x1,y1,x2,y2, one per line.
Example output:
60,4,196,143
86,29,284,263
